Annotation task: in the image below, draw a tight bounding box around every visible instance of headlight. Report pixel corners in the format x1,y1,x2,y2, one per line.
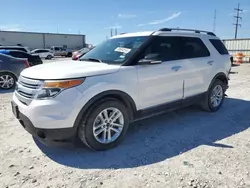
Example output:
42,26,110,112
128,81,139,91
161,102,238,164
36,79,84,99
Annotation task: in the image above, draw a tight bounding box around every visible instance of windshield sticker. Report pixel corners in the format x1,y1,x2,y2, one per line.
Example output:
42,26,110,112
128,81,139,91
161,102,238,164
115,47,131,54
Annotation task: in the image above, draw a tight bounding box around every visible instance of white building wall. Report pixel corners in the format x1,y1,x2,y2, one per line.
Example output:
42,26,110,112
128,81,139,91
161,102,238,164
222,39,250,62
44,34,84,50
0,31,44,49
0,31,85,50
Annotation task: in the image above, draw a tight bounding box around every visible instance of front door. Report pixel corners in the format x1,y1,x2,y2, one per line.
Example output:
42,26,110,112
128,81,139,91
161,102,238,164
136,36,184,110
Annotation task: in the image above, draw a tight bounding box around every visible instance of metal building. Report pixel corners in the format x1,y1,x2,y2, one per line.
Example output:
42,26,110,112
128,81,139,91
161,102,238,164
222,38,250,61
0,30,86,50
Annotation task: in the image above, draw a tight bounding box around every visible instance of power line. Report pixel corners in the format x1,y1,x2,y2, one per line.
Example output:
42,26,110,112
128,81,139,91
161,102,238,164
233,3,243,39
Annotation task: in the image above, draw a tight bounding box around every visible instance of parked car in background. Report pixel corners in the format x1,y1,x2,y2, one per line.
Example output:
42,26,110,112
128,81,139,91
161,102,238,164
72,48,90,60
50,46,73,57
0,54,29,89
31,49,54,59
0,46,30,53
0,50,43,66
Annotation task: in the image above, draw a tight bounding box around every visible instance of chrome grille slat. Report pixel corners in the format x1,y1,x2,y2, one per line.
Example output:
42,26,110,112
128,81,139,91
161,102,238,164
15,76,43,105
19,81,39,89
17,91,33,98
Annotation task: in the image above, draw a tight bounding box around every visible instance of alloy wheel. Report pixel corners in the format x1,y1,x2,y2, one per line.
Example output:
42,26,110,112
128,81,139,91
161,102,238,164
92,107,124,144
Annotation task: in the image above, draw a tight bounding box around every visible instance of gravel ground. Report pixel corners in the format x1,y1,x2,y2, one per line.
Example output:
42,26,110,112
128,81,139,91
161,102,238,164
0,64,250,188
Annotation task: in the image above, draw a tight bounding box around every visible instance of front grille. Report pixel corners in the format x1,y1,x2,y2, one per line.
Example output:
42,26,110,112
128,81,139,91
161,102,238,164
15,76,43,105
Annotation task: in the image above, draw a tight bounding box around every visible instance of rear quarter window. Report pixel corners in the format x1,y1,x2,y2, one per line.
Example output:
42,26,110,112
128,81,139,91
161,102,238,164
209,39,229,55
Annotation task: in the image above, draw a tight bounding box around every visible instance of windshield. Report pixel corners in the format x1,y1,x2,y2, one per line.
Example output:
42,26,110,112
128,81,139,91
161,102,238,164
80,36,148,64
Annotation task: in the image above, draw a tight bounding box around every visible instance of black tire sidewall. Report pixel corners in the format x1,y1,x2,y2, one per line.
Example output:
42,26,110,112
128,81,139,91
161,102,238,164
0,73,16,90
207,80,225,112
79,99,130,150
47,55,52,59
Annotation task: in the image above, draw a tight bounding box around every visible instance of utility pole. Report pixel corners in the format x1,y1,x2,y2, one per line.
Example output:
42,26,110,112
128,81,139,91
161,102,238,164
233,3,243,39
110,28,113,37
213,10,217,33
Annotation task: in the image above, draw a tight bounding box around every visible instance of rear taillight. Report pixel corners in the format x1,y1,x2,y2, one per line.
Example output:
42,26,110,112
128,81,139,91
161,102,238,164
24,60,30,68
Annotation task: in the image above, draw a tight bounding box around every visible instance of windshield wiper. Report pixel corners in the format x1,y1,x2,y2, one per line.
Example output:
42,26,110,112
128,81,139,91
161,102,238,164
80,58,103,63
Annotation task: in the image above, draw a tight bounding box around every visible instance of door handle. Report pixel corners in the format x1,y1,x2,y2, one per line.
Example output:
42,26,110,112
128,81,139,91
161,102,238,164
207,60,214,65
171,66,181,72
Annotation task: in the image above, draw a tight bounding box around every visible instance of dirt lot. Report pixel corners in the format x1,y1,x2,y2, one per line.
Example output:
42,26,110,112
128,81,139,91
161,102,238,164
0,64,250,188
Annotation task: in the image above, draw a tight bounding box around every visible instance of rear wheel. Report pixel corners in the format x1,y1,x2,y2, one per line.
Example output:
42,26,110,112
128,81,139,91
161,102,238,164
0,72,16,90
200,79,226,112
78,99,130,150
46,55,53,59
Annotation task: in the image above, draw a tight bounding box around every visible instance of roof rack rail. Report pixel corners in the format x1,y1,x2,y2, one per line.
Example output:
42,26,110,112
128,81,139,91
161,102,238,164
158,28,216,36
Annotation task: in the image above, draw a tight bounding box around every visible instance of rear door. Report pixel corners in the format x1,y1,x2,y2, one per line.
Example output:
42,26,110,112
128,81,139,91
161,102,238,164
179,37,214,98
38,50,46,58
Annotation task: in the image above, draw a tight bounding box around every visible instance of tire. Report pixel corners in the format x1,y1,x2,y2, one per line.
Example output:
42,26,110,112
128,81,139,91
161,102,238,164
78,98,130,151
200,79,226,112
67,52,72,57
46,55,53,59
0,72,16,90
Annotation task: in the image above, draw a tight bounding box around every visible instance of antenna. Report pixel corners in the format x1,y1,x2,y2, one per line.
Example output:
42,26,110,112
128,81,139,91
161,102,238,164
213,10,217,33
233,3,243,39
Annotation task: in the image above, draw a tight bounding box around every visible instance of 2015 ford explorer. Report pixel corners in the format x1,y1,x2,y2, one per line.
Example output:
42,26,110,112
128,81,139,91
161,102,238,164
12,28,231,150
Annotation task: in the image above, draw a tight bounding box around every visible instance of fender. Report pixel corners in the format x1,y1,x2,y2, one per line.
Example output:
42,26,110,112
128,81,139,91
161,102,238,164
207,72,228,91
0,70,18,80
73,90,137,128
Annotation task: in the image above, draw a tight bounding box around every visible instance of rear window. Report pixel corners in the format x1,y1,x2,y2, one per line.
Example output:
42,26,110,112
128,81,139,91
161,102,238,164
209,39,229,55
179,37,210,59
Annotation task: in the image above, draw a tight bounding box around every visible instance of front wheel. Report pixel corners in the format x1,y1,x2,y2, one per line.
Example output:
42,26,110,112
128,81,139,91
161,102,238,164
200,79,226,112
78,99,130,150
0,73,16,90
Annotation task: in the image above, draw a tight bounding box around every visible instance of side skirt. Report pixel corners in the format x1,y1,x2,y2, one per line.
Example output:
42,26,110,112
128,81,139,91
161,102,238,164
133,92,206,122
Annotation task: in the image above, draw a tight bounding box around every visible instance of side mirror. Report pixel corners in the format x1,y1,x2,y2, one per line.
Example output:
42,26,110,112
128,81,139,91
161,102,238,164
138,53,162,65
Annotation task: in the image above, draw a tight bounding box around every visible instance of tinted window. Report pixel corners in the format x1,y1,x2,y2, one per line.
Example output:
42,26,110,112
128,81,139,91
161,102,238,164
141,36,180,61
209,39,229,55
179,37,210,59
54,47,59,51
139,36,210,62
34,50,41,53
9,51,28,58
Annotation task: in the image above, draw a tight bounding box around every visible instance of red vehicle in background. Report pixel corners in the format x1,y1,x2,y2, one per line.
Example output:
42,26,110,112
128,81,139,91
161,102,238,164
72,48,90,60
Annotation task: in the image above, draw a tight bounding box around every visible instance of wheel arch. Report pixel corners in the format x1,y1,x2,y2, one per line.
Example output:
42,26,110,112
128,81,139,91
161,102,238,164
0,70,18,80
208,72,228,91
73,90,137,128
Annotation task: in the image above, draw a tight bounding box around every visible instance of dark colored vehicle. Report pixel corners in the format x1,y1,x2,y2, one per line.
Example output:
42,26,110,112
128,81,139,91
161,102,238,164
0,50,43,66
0,46,30,53
0,54,30,89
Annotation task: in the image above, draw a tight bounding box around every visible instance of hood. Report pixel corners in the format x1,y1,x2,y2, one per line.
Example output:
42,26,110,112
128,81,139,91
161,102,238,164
21,60,121,80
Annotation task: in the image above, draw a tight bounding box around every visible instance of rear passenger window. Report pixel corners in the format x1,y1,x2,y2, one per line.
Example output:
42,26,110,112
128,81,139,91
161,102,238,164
209,39,229,55
179,37,210,59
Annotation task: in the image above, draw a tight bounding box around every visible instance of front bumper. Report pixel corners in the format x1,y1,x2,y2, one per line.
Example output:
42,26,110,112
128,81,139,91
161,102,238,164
11,101,77,141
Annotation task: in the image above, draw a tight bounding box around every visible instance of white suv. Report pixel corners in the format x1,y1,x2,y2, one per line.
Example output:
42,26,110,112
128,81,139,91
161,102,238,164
31,49,54,59
11,28,231,150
